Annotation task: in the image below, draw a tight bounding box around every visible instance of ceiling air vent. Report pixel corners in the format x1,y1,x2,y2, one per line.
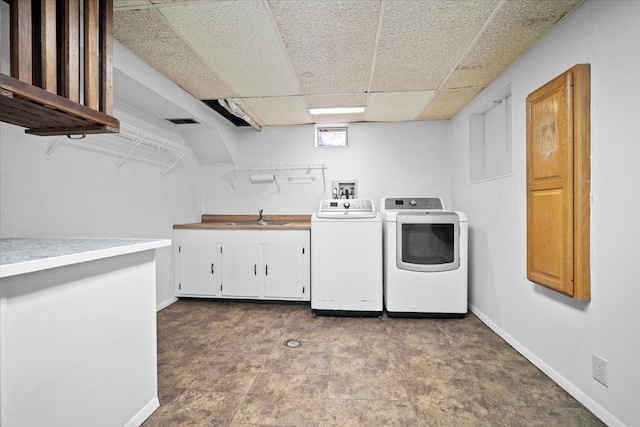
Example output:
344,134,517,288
166,118,200,125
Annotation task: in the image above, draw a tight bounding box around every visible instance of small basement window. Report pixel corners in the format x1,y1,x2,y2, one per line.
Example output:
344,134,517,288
469,83,513,183
315,124,349,148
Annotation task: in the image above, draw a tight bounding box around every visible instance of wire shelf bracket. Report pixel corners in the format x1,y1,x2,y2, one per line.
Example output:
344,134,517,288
43,122,194,176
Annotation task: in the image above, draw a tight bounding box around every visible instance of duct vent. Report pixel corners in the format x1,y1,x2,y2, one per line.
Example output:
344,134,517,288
202,100,250,127
166,118,200,125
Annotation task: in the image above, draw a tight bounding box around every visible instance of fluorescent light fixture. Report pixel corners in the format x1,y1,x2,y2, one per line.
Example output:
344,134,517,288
309,107,365,115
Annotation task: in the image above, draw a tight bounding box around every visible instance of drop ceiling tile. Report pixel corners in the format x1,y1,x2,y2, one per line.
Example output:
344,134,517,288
159,1,300,98
365,91,435,122
305,94,367,109
444,0,583,89
239,96,313,126
114,9,238,99
371,0,500,92
416,87,483,120
269,0,380,96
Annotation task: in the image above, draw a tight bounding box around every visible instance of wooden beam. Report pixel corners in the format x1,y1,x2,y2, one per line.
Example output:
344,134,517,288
40,0,57,93
60,0,80,102
25,124,118,136
99,0,114,115
10,0,33,83
84,0,98,109
1,73,120,128
1,0,119,136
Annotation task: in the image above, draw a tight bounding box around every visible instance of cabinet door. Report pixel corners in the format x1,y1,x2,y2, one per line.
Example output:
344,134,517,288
221,243,260,297
179,242,218,296
264,242,304,299
526,64,590,300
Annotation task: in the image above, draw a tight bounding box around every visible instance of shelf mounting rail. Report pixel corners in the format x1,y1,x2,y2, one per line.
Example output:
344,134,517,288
225,164,327,192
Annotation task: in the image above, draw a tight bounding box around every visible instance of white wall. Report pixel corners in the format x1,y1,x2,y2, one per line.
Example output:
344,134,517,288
0,107,203,309
203,120,451,214
449,1,640,426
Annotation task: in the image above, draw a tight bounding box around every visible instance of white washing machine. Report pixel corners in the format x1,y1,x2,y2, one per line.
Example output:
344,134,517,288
311,199,383,317
381,197,468,318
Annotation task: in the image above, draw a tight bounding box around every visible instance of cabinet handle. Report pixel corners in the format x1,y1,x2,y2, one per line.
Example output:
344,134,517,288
265,264,268,276
211,263,214,274
254,264,257,275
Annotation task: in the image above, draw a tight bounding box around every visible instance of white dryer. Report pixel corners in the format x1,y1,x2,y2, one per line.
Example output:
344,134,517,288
311,199,383,317
381,197,468,317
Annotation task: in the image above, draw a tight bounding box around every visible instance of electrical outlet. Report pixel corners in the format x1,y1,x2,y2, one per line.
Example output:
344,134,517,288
592,354,609,387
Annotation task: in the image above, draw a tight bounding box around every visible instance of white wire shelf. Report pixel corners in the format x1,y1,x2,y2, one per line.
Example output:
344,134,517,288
45,122,194,176
224,164,327,192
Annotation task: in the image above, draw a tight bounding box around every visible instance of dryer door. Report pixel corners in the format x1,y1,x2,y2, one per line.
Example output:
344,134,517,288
396,212,460,272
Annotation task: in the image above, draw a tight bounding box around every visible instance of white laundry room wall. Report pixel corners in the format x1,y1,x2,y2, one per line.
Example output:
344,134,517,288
0,106,203,310
449,1,640,426
202,120,451,214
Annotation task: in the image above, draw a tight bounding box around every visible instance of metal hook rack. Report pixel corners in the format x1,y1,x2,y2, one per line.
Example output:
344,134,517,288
225,164,327,192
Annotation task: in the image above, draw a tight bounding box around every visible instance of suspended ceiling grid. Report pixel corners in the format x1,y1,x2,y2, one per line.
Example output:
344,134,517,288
113,0,583,127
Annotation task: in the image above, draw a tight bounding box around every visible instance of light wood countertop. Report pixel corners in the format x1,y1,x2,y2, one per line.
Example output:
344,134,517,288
173,214,311,231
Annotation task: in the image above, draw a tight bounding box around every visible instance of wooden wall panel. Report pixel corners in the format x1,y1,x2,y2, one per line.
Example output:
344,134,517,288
84,0,99,110
59,0,81,102
10,0,33,83
99,0,114,115
40,0,57,93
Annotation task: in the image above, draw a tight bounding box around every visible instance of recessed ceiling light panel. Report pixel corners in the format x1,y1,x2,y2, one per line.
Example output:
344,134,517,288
309,107,365,115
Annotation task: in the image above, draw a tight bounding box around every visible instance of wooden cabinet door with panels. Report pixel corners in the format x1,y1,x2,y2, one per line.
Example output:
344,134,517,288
526,64,590,300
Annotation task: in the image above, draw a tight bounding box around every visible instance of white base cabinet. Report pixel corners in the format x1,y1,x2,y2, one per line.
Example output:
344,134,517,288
177,241,219,296
174,229,310,301
221,242,261,297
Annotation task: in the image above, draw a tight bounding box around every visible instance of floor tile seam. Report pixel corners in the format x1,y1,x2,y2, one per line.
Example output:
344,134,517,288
252,372,332,378
326,394,412,403
326,355,406,372
321,398,420,425
176,385,246,398
498,402,586,409
202,349,272,359
324,396,417,404
245,373,332,395
244,373,332,399
227,380,256,426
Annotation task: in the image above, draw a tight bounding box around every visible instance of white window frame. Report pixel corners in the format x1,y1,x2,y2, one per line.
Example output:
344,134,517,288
314,124,349,148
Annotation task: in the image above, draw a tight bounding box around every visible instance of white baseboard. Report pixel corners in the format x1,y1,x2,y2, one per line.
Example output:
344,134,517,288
125,397,159,427
156,296,178,312
468,303,624,427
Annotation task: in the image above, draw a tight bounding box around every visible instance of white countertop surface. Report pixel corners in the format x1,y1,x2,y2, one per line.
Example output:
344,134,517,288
0,237,171,278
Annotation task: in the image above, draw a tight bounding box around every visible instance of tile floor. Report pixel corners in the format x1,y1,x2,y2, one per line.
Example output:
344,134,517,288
144,300,605,427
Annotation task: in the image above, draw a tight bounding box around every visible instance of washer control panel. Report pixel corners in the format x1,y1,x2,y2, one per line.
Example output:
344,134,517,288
383,197,444,210
316,199,376,218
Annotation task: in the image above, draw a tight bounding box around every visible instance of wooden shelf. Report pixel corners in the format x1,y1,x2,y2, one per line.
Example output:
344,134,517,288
1,0,118,137
0,74,119,136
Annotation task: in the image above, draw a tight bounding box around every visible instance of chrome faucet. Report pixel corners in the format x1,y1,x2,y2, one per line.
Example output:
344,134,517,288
257,209,267,225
